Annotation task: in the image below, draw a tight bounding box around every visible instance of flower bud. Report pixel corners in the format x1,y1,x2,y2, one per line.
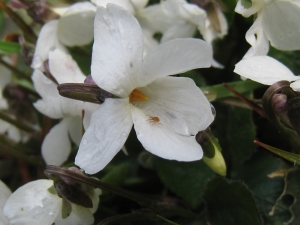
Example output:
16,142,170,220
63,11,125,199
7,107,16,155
196,128,226,176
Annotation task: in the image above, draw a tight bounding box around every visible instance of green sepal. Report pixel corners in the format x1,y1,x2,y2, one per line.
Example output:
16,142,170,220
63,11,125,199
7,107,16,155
62,198,72,219
47,185,57,195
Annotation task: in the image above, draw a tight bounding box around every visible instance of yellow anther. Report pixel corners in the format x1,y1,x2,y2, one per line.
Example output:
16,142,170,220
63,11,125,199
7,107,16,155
129,89,148,102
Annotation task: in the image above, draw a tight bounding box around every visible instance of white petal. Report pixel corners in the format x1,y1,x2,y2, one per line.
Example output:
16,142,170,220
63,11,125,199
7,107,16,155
262,1,300,50
290,79,300,91
32,70,63,119
31,21,66,69
7,126,21,143
161,23,196,43
134,77,213,136
75,99,133,174
91,4,143,97
49,49,86,84
0,180,11,225
3,180,61,225
66,117,83,146
234,56,298,85
42,119,71,165
91,0,135,14
235,0,264,17
244,14,269,58
132,107,203,161
32,70,88,119
0,119,11,133
82,104,99,130
55,205,94,225
57,2,96,46
139,38,212,86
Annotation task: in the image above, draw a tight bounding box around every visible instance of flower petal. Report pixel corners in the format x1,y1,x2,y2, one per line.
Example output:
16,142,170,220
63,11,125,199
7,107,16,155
0,180,11,225
235,0,264,17
134,76,213,136
31,21,66,70
3,180,61,225
139,38,212,87
244,14,269,58
161,23,196,43
32,70,64,119
132,107,203,161
91,4,143,97
75,99,133,174
66,117,83,146
234,56,298,85
262,1,300,51
55,204,94,225
42,119,71,166
49,49,86,84
91,0,135,14
57,2,96,46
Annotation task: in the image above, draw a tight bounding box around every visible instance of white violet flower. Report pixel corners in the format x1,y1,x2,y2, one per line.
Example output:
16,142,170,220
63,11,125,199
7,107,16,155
234,55,300,91
32,49,97,166
235,0,300,57
75,4,214,174
3,179,101,225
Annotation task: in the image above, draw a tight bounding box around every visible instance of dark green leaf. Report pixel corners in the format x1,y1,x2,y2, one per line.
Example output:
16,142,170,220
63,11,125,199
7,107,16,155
234,151,287,225
272,169,300,225
201,80,263,101
211,103,256,173
101,163,130,187
154,158,215,208
203,177,262,225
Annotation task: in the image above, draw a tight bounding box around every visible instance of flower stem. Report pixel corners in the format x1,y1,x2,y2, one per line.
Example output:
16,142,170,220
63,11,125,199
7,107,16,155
0,142,45,166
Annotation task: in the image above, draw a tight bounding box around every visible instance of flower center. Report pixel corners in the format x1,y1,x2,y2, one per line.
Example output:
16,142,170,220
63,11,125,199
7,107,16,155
129,89,148,102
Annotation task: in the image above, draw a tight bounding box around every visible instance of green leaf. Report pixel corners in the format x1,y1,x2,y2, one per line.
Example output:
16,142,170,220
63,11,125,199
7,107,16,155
157,215,180,225
101,163,130,187
201,80,263,101
234,151,287,225
211,103,256,173
203,177,262,225
272,169,300,225
153,158,215,208
0,41,21,53
269,48,300,75
255,141,300,165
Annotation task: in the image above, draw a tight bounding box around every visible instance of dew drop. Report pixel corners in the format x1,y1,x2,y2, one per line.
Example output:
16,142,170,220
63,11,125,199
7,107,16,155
82,139,87,145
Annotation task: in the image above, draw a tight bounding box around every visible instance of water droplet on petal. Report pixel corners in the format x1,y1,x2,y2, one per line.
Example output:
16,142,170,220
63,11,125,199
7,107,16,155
82,139,87,145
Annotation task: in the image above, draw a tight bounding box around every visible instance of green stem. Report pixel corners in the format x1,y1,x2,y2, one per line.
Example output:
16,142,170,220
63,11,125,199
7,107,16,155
0,56,31,81
0,142,45,166
45,166,195,218
0,110,38,133
0,0,37,43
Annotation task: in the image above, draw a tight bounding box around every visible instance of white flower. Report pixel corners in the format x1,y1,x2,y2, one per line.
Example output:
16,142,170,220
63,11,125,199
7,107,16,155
0,180,11,224
234,55,300,90
32,49,97,166
3,179,100,225
31,0,152,70
75,4,214,174
31,2,96,69
142,0,207,43
235,0,300,57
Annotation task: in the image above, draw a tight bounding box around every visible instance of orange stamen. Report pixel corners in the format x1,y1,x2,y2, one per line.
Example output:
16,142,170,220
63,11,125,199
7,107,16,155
129,89,148,102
